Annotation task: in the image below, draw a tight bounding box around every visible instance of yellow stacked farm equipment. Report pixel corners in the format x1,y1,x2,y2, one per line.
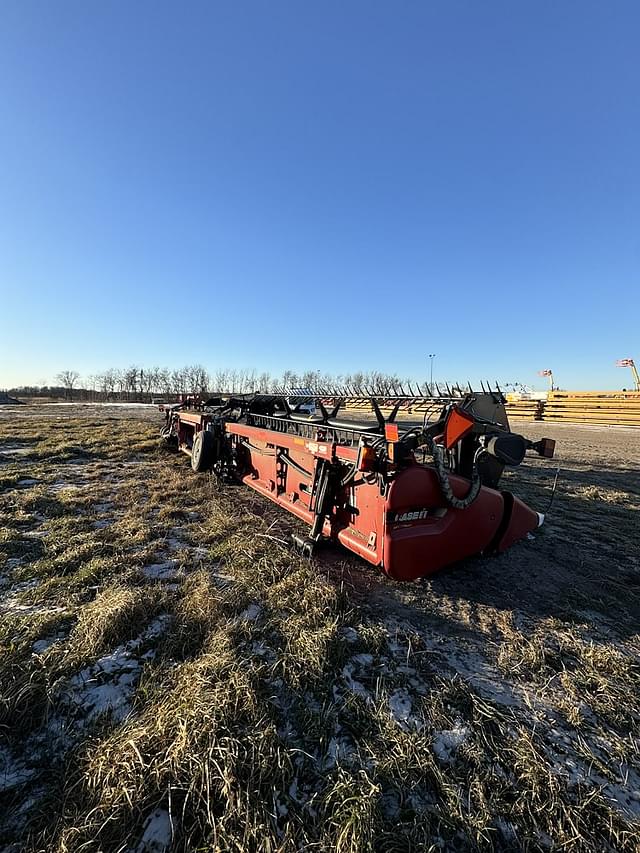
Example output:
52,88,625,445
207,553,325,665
543,391,640,427
504,396,544,421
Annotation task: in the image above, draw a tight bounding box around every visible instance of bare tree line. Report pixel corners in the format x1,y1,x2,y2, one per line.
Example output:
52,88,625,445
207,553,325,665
10,365,430,401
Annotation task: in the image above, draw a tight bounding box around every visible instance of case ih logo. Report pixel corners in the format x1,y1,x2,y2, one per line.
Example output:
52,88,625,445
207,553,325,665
388,509,429,524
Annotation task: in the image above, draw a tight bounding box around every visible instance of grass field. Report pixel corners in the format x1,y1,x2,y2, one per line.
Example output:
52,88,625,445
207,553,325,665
1,405,639,852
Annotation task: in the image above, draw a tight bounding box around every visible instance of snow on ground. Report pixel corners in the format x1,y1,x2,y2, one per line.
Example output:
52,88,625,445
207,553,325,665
0,747,36,794
383,616,531,711
142,561,180,581
0,446,32,457
432,722,471,763
32,634,65,654
38,403,157,408
388,688,414,725
0,592,63,619
62,616,171,723
338,659,371,700
49,481,85,493
134,808,173,853
239,603,262,622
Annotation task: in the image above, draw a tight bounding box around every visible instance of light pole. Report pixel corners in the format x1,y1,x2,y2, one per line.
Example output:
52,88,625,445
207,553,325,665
428,353,436,390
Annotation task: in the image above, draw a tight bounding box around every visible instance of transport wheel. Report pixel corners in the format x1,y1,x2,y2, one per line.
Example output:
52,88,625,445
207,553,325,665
191,430,214,472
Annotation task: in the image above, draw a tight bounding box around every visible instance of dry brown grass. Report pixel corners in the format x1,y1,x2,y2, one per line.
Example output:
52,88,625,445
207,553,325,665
0,406,639,852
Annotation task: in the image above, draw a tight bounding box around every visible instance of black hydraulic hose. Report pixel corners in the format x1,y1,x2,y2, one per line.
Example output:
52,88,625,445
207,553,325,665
240,439,276,457
277,451,312,478
340,464,358,488
426,437,482,509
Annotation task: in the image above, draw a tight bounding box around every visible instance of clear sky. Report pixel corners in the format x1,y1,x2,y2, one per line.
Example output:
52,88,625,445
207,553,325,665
1,1,638,390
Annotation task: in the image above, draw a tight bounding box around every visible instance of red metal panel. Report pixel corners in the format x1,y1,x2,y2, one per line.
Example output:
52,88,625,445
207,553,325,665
496,497,539,552
382,466,504,580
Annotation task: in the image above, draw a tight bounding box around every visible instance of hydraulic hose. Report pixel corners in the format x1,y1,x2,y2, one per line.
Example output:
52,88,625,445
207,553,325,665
426,437,482,510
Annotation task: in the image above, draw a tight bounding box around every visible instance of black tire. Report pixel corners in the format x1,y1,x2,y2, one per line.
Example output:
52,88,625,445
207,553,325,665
191,430,215,472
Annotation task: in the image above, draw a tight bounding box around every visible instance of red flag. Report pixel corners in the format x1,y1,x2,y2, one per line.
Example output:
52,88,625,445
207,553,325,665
616,359,635,367
538,369,552,377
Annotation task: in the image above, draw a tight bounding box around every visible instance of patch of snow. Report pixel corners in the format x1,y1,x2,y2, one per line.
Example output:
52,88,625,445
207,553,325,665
0,446,32,456
433,721,470,763
63,616,170,723
0,748,36,793
495,817,518,843
66,658,141,722
323,735,356,769
338,662,370,699
250,641,276,661
144,616,171,640
17,478,39,487
380,790,401,819
190,546,209,559
0,588,62,618
142,562,179,581
23,528,47,538
548,745,640,820
388,688,413,724
383,617,530,711
240,604,262,622
135,808,172,853
341,626,359,644
49,481,84,493
32,636,61,654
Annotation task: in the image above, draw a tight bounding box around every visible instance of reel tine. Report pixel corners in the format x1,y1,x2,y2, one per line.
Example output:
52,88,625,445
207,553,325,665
371,398,386,432
388,400,402,422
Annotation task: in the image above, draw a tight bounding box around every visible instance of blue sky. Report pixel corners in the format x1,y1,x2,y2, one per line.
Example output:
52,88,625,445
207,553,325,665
1,1,638,390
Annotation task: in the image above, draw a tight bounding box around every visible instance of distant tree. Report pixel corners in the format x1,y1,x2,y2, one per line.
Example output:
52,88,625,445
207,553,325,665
257,371,272,392
56,370,80,401
213,369,228,392
114,369,127,399
124,365,140,401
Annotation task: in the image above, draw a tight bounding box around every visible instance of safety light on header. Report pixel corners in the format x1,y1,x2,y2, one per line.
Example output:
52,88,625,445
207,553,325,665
444,406,475,450
384,423,399,441
356,441,376,472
